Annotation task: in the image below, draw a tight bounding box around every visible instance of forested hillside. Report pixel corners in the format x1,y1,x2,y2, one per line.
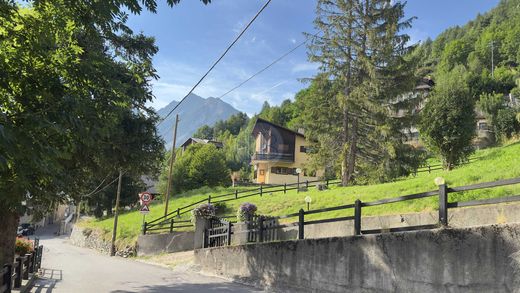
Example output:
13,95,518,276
159,0,520,195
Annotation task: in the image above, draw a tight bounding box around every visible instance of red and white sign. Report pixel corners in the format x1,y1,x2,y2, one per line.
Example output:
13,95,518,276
139,192,153,205
139,205,150,215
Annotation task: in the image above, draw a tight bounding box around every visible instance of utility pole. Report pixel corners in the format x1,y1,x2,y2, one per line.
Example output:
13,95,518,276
164,114,179,216
110,169,123,256
490,40,495,78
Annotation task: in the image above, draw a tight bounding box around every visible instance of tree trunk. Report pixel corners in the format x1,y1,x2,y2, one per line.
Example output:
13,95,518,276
341,109,350,186
346,118,359,184
0,210,19,266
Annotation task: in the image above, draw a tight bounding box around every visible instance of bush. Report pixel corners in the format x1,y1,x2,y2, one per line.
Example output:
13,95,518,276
494,108,520,139
419,66,476,170
15,238,34,255
190,203,215,224
236,202,257,222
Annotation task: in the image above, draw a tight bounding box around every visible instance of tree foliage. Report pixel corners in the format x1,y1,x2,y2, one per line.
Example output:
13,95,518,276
0,0,210,264
306,0,417,185
158,144,230,194
419,66,476,170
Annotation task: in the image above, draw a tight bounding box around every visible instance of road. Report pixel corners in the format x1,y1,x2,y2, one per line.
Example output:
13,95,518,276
29,225,263,293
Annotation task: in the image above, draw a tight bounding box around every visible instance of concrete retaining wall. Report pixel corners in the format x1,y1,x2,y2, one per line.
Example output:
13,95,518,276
195,223,520,293
136,231,195,256
267,202,520,241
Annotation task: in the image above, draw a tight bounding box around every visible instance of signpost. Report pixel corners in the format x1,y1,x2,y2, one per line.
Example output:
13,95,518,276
139,192,152,229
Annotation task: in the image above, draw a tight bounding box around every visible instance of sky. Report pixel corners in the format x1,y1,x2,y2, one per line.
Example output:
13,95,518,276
127,0,500,116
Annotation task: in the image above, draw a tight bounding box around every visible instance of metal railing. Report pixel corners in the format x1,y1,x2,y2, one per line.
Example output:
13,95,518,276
251,152,294,162
1,238,43,293
206,177,520,247
143,178,340,235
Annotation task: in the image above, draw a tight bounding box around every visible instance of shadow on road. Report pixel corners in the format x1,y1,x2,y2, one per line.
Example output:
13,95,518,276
30,268,62,293
110,282,264,293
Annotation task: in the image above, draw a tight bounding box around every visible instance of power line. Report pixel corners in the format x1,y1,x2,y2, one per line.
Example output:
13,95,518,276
217,36,315,100
82,170,127,198
158,0,272,126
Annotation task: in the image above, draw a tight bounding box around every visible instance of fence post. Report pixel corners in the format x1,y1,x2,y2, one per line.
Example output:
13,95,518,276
169,218,175,233
284,183,287,194
326,179,329,188
227,221,232,246
208,195,211,204
428,164,431,173
260,185,263,197
142,222,147,235
3,264,12,293
305,180,309,189
298,208,305,240
235,190,238,199
23,255,29,280
354,199,362,235
203,229,207,248
37,245,43,270
177,208,180,218
28,252,34,274
439,184,448,226
258,217,264,242
14,257,22,288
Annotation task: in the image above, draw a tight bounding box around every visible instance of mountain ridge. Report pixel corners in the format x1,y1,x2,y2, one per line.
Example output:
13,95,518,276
156,93,240,148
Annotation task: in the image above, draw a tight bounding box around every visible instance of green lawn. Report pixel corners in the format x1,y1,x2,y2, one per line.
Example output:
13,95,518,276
80,141,520,249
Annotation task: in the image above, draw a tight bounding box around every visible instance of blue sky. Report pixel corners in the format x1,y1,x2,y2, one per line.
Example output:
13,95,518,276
127,0,499,116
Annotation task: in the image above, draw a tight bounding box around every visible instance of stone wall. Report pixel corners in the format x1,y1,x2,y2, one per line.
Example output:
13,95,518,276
195,223,520,293
70,225,112,255
136,231,195,256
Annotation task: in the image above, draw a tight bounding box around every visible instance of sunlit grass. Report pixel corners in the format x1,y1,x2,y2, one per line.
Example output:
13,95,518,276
80,141,520,247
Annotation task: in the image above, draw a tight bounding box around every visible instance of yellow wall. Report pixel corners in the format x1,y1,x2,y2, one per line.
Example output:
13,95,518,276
253,135,324,185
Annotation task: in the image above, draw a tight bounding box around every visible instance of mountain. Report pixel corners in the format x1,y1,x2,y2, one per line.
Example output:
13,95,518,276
156,93,240,148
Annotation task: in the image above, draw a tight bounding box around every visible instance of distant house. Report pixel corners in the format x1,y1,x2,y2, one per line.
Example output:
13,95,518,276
251,118,324,185
180,137,223,151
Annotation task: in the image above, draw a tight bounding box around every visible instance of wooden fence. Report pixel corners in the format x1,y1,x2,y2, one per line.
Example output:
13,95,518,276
203,177,520,248
143,178,340,235
1,238,43,293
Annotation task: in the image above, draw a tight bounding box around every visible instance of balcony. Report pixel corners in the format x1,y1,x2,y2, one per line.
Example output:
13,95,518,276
251,152,294,162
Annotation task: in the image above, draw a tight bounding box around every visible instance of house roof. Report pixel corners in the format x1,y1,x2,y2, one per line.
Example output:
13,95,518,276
180,137,223,148
252,117,305,138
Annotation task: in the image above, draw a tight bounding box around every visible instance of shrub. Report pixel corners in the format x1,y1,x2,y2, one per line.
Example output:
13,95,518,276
237,202,257,222
15,238,34,255
190,203,215,224
494,108,520,139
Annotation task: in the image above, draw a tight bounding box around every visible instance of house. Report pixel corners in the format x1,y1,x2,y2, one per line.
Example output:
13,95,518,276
251,118,324,185
180,137,223,151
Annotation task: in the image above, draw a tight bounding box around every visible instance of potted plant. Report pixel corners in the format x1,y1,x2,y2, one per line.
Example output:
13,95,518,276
237,202,257,222
191,203,216,225
15,237,34,256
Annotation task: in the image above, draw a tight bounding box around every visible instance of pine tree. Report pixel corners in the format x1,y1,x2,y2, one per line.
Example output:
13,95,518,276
307,0,416,185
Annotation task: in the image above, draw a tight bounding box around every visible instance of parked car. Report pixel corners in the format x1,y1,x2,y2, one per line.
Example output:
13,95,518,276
18,223,35,236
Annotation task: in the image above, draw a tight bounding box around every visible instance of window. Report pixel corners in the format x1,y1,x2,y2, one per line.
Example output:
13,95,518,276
300,146,307,153
271,167,296,175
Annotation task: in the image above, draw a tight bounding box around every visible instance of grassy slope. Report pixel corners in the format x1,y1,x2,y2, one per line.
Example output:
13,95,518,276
80,142,520,248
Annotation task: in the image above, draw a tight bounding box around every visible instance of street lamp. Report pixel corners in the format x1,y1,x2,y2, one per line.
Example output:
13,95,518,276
434,177,445,186
305,196,312,211
296,168,302,193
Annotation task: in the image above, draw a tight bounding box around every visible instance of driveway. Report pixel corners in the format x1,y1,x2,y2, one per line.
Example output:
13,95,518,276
29,225,263,293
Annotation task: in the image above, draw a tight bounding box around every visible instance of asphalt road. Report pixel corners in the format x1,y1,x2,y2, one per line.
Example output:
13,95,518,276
29,225,263,293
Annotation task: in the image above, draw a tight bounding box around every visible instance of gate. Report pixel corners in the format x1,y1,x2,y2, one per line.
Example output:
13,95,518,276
246,215,278,243
204,218,232,248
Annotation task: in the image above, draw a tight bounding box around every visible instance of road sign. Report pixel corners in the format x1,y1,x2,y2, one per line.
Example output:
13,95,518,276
139,192,153,205
140,205,150,215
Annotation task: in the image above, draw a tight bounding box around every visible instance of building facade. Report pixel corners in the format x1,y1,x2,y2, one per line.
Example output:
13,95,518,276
251,118,323,185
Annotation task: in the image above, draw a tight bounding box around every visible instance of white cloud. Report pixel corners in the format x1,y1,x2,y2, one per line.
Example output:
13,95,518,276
290,38,297,44
292,62,319,73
